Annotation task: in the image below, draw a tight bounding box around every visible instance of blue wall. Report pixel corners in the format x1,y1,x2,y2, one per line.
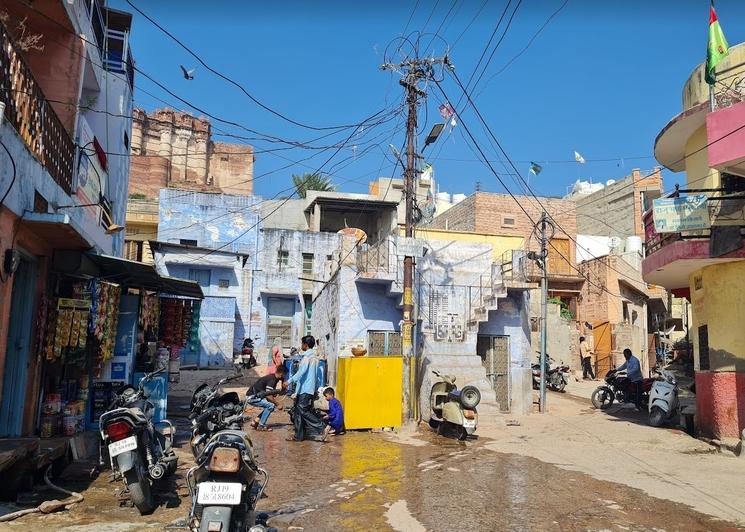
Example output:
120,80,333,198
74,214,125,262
158,189,261,255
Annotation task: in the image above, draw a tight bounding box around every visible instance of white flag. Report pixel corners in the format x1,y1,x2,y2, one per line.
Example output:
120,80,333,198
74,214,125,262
574,151,586,164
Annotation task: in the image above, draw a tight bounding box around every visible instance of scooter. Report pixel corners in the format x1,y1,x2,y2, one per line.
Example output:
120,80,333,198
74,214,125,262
99,368,177,514
648,368,680,427
428,370,481,440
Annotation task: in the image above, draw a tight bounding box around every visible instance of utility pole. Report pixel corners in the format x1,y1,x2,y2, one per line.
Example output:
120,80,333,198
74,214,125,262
381,56,451,422
538,211,549,413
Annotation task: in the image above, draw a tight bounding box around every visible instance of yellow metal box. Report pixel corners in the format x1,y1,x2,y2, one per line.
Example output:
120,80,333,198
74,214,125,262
336,356,403,430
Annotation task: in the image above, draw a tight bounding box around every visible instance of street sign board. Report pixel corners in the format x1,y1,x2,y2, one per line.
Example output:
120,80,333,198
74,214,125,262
653,195,710,233
395,237,426,257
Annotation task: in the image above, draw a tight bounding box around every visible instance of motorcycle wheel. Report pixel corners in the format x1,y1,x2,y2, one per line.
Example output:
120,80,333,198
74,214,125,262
428,418,439,430
591,386,614,410
649,406,666,427
456,425,468,441
125,468,154,515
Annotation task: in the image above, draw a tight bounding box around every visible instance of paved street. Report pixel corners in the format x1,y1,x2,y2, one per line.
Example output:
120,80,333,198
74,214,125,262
1,369,743,532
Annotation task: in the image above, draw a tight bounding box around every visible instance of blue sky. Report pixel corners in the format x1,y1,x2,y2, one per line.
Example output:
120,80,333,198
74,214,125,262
112,0,745,200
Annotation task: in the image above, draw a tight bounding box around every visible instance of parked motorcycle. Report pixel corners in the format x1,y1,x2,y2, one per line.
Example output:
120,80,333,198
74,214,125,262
190,373,246,457
428,370,481,440
531,355,570,392
99,367,178,514
590,369,656,410
234,338,257,370
187,422,270,531
648,368,680,427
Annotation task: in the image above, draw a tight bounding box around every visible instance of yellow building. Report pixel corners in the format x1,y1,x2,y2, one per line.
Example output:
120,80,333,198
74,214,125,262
645,42,745,440
412,228,524,262
124,198,158,264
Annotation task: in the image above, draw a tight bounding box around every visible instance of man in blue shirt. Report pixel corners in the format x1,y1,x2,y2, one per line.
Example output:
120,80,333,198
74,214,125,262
617,348,643,409
286,335,325,441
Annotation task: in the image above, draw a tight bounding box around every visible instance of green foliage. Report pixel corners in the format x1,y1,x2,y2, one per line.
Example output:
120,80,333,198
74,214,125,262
548,296,573,320
128,192,147,200
292,173,335,198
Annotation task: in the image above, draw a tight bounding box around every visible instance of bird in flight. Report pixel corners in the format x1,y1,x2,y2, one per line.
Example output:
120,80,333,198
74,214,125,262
180,65,196,80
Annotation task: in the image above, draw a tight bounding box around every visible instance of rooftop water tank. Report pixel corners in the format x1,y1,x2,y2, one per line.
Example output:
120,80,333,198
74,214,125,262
626,236,643,254
436,192,452,203
452,193,467,204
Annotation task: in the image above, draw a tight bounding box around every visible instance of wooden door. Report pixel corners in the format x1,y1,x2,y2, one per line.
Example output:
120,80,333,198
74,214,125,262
548,239,572,275
593,321,613,378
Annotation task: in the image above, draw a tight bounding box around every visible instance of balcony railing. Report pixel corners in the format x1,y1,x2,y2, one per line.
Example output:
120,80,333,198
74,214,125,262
643,209,710,255
0,23,74,194
357,238,394,274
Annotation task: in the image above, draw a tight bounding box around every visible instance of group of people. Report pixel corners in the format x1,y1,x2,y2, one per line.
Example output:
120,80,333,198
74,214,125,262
244,335,344,441
579,336,644,409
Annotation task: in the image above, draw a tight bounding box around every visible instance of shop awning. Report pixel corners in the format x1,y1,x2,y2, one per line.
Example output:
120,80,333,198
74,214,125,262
52,250,203,299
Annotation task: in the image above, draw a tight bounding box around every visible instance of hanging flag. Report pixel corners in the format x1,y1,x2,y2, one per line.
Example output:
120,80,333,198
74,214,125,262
529,162,542,176
420,163,433,182
706,2,729,85
574,151,586,164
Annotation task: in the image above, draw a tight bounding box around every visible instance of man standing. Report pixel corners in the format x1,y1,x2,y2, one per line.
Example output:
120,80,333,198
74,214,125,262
286,335,326,441
579,336,595,380
617,348,643,410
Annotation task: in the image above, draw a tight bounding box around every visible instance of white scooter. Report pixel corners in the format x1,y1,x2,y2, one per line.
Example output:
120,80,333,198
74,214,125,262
648,368,679,427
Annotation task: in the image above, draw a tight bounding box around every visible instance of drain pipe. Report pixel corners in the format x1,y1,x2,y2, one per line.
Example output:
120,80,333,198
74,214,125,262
0,466,83,522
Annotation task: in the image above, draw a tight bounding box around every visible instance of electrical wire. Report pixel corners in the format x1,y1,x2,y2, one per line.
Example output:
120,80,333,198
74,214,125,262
444,69,645,293
0,138,17,208
450,0,491,51
124,0,385,133
475,0,570,98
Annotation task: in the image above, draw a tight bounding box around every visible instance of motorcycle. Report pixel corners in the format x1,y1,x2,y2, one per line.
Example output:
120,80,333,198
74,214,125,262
187,418,270,531
531,355,570,392
190,373,246,457
99,367,178,514
591,369,656,410
427,370,481,440
234,338,257,370
648,368,680,427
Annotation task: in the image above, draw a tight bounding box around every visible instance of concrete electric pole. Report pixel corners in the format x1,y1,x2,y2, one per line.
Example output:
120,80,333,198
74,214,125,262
381,56,451,422
531,210,555,413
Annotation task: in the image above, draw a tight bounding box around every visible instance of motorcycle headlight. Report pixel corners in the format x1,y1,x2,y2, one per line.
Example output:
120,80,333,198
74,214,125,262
249,526,267,532
209,447,241,473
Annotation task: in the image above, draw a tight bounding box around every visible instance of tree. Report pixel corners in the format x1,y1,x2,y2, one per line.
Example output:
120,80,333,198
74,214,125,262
292,173,335,198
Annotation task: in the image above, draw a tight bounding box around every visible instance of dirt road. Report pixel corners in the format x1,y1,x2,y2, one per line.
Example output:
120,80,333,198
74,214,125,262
1,369,743,531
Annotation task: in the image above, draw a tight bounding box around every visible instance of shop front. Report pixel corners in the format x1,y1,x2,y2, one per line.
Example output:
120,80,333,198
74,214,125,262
36,251,203,440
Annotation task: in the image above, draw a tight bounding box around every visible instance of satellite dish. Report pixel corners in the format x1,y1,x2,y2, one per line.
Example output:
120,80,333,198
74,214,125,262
608,236,622,252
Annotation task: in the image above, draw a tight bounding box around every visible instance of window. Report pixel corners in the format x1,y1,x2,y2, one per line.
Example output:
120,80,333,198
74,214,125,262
180,239,198,246
277,250,289,268
123,131,129,150
501,214,516,228
303,295,313,336
302,253,314,275
189,269,211,288
218,279,230,289
622,302,630,323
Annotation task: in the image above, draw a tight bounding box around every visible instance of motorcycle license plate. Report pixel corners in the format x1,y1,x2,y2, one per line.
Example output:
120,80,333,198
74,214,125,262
108,436,137,457
197,482,243,505
463,419,477,428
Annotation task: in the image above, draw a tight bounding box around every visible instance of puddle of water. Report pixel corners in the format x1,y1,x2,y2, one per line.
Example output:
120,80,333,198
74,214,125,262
384,500,426,532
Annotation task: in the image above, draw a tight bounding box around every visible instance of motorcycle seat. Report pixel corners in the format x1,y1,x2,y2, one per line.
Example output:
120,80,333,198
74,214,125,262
448,390,462,400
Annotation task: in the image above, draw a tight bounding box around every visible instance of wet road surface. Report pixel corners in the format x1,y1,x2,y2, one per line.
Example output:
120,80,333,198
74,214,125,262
3,418,740,532
1,370,741,531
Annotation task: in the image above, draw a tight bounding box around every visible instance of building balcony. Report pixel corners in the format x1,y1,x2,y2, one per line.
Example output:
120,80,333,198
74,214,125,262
707,99,745,178
641,208,745,294
0,21,75,194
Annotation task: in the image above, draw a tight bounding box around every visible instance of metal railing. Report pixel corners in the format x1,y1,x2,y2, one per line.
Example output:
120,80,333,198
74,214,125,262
357,238,394,274
0,22,74,194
